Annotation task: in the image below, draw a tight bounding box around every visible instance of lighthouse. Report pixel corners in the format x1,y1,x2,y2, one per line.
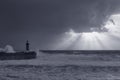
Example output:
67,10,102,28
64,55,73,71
26,40,30,51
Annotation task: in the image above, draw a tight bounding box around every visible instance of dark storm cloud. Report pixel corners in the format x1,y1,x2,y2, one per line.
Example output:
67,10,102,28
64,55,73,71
0,0,120,50
16,0,120,33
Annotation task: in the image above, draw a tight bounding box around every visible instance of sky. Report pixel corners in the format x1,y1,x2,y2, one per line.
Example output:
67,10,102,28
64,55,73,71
0,0,120,50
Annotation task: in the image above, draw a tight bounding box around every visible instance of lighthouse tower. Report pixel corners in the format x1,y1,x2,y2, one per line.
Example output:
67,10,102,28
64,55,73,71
26,40,30,51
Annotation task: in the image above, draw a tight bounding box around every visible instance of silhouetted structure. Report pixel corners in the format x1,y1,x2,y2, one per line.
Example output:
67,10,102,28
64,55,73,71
0,51,36,60
26,40,30,51
0,40,37,60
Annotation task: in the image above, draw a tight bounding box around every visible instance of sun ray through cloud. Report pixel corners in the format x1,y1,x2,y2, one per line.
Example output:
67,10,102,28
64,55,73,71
53,14,120,50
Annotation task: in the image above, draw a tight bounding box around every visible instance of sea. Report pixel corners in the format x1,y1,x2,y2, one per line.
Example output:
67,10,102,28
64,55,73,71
0,50,120,80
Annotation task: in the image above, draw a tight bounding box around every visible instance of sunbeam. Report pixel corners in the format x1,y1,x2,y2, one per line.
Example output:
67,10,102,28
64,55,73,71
53,14,120,50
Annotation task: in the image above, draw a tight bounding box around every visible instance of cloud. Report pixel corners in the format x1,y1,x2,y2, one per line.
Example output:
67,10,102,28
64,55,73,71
0,0,120,50
52,14,120,50
15,0,120,33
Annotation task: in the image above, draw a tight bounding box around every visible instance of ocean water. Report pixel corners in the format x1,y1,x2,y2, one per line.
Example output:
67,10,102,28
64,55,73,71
0,65,120,80
0,51,120,80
